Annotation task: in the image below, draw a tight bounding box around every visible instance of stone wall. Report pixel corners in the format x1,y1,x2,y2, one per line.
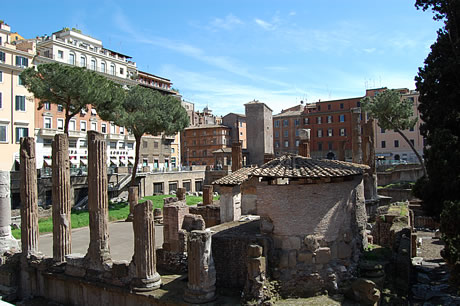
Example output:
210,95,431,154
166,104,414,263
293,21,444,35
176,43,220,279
255,176,367,296
142,170,205,196
241,177,258,215
377,167,424,187
189,204,221,228
378,188,415,202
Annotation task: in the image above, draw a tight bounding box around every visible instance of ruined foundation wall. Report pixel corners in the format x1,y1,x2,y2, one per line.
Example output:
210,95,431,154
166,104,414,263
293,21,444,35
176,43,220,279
241,177,258,215
256,176,367,296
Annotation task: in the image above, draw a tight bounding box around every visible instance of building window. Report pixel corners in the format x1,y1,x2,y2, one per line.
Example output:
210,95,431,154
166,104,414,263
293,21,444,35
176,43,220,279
394,140,399,148
283,120,289,127
119,142,125,149
69,120,76,131
69,140,77,148
57,119,64,130
43,138,52,147
357,101,361,107
79,140,87,148
317,129,323,137
44,117,52,129
381,141,386,148
69,53,75,65
91,122,97,131
15,56,28,67
0,125,7,142
304,118,309,124
284,141,289,147
91,109,97,116
381,128,385,133
110,142,117,149
101,62,106,73
274,131,279,138
58,50,64,59
110,124,116,134
409,126,414,132
120,67,124,75
294,119,300,126
327,128,333,137
90,59,96,70
275,141,280,148
340,128,346,136
101,123,107,133
0,71,2,82
143,141,147,148
410,139,415,146
284,130,288,138
0,92,2,108
328,104,331,110
340,103,344,109
18,75,24,86
274,120,280,127
339,114,345,122
327,115,333,123
80,121,87,132
57,104,63,112
317,117,322,124
44,102,51,110
15,96,26,111
295,129,300,137
80,56,86,67
318,142,323,151
15,127,28,143
127,143,134,149
110,65,115,75
119,127,124,135
296,140,300,147
203,150,207,157
328,142,333,150
0,51,5,62
318,105,321,111
154,141,159,149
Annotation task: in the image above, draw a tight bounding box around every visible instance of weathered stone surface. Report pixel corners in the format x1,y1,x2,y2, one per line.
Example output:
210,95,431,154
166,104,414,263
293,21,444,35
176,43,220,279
260,217,274,233
85,131,111,268
162,200,189,252
231,142,242,172
304,234,320,252
176,187,186,201
351,278,380,305
288,250,297,268
189,204,221,228
131,200,161,291
125,186,138,222
182,214,205,232
351,108,362,164
337,241,352,259
282,236,301,250
184,230,217,304
52,134,72,262
315,247,331,264
298,251,314,264
219,185,242,223
20,137,39,256
202,185,213,205
248,244,263,258
0,171,19,253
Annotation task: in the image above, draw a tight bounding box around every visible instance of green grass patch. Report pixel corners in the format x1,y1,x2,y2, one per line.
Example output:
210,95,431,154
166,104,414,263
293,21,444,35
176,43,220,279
11,194,219,239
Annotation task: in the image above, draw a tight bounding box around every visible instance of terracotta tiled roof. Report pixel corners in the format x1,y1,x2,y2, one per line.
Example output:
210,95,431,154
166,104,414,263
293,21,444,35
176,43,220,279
212,166,256,186
252,154,369,179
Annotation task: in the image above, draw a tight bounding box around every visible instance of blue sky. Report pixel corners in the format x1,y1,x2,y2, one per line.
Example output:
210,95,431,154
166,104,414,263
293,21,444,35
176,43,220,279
2,1,440,115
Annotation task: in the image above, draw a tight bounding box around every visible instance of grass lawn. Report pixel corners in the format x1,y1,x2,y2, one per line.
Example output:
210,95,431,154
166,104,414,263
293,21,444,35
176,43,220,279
11,194,219,239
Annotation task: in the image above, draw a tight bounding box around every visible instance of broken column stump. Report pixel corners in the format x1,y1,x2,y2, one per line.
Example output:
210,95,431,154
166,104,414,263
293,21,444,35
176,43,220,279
231,141,242,172
52,134,72,263
0,170,19,253
202,185,213,205
85,131,111,269
176,187,186,201
125,186,139,222
184,230,216,304
20,137,39,257
131,200,162,291
244,244,267,302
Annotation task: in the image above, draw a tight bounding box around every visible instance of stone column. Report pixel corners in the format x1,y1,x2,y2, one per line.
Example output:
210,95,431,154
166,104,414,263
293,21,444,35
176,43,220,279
184,230,216,303
0,171,19,253
85,131,111,268
362,119,378,201
20,137,39,256
351,108,362,164
176,187,186,201
202,185,213,205
132,200,161,291
125,186,138,222
52,134,72,262
231,142,242,172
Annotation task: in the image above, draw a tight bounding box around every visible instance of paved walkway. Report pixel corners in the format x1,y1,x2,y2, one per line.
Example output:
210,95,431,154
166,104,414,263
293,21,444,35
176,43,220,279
38,221,163,261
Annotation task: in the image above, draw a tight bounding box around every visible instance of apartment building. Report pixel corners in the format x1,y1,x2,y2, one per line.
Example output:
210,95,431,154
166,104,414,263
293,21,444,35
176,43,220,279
367,88,424,163
181,125,231,166
222,112,247,149
0,22,36,170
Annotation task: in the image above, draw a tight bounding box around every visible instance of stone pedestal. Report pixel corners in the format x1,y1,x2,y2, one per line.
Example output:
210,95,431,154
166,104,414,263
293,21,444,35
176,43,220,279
231,142,242,172
184,230,216,304
52,134,72,262
298,140,311,158
176,187,186,201
132,200,161,291
162,200,189,252
202,185,213,205
0,171,19,253
20,137,39,256
125,186,139,222
219,185,241,223
351,108,362,164
85,131,111,268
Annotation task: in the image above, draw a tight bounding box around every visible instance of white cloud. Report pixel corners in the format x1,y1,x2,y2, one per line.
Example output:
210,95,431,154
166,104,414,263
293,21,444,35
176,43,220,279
210,14,243,30
363,48,376,53
255,18,273,30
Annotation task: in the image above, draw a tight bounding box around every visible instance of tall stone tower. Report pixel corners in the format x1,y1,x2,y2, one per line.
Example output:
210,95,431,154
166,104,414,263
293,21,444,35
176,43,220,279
245,100,274,165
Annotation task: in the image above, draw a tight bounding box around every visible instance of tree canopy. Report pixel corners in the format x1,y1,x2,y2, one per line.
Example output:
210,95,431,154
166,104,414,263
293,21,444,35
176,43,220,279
360,89,426,176
114,85,189,186
20,63,123,134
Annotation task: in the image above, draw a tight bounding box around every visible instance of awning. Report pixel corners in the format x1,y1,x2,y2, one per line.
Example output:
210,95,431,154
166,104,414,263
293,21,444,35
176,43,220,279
81,109,87,115
91,109,97,115
128,160,133,165
70,159,79,165
120,160,127,166
80,159,88,165
43,158,52,167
